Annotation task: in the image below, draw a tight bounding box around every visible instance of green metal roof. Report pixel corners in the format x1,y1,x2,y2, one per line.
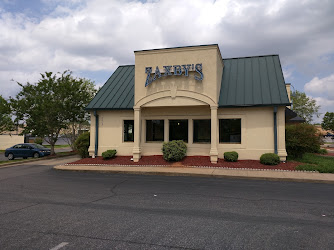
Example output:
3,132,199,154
86,65,134,110
87,55,290,110
218,55,290,107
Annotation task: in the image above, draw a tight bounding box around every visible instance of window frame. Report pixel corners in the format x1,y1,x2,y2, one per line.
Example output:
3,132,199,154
169,119,189,143
219,118,242,144
146,119,165,142
123,120,134,142
193,119,211,144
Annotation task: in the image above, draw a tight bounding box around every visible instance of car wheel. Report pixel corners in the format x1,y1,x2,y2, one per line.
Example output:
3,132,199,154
8,153,14,160
33,152,40,158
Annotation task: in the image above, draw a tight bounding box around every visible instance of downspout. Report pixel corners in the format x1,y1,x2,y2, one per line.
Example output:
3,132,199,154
273,106,278,155
94,110,99,157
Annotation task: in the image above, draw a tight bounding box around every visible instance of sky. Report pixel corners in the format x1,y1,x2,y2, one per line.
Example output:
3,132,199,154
0,0,333,123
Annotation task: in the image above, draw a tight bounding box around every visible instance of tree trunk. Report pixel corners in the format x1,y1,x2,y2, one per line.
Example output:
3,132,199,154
71,124,76,150
50,142,56,155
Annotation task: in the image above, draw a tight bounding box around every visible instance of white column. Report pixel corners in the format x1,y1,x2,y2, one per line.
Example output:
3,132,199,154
164,118,169,142
210,106,218,163
188,119,193,144
277,106,288,161
132,107,141,162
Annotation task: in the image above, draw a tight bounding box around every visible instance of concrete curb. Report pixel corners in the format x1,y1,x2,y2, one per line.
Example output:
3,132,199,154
54,165,334,184
0,153,78,169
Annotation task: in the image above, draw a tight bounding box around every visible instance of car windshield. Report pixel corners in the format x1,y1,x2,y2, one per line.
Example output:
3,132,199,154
31,143,47,149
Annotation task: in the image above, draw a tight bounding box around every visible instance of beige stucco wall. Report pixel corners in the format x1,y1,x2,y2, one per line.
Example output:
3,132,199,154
89,106,287,160
286,83,291,108
89,110,135,156
134,45,223,108
0,135,24,150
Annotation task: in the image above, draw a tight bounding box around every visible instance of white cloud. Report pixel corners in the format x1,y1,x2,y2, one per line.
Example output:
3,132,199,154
312,96,334,124
0,0,334,99
304,74,334,123
305,74,334,99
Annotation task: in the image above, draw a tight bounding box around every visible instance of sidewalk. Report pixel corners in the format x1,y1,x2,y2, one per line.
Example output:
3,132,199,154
54,164,334,184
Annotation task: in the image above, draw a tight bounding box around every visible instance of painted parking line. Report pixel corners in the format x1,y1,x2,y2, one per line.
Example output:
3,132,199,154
50,242,69,250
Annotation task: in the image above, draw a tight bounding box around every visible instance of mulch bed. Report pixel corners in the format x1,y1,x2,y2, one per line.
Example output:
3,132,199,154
68,155,302,171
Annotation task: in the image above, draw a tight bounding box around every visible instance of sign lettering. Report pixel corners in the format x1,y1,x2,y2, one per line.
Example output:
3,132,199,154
145,63,203,87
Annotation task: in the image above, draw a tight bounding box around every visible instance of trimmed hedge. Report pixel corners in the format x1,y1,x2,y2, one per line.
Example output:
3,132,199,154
74,132,90,158
162,140,187,162
260,153,280,165
102,149,117,159
224,151,238,162
286,124,321,158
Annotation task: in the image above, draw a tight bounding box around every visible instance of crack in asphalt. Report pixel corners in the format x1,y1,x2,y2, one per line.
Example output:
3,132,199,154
0,203,40,216
0,226,201,250
84,179,128,204
0,188,333,209
84,191,334,207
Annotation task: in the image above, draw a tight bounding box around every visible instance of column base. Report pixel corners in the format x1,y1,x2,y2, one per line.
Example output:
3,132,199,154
278,149,287,161
132,147,141,162
210,148,218,164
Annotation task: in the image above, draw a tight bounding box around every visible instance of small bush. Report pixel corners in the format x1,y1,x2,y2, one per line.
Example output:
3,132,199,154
162,140,187,162
102,149,117,159
74,132,90,158
260,153,280,165
224,151,238,162
34,137,43,145
286,124,321,158
318,148,328,155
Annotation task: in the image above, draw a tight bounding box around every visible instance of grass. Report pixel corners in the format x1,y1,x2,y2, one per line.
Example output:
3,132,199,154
292,153,334,173
0,159,29,164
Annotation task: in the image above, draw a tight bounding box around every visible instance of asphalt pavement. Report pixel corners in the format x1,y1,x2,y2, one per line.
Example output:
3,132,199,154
0,158,333,249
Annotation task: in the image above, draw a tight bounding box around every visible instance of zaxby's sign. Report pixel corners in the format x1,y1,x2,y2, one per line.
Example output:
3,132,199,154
145,63,203,87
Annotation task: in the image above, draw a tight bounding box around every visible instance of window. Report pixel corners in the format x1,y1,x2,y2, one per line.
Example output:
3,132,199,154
146,120,164,142
193,119,211,143
219,119,241,143
124,120,134,142
169,119,188,142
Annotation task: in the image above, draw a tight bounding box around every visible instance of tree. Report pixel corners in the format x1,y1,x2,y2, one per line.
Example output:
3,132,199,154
62,120,90,150
322,112,334,132
291,90,320,123
10,71,96,155
0,95,14,134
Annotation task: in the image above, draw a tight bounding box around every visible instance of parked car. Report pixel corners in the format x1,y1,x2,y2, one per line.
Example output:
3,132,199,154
5,143,51,160
324,132,334,139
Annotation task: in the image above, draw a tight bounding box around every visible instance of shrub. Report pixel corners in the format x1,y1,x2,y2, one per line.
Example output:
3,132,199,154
34,137,43,145
286,124,321,158
102,149,117,159
318,148,328,155
224,151,238,162
162,140,187,162
260,153,280,165
74,132,90,158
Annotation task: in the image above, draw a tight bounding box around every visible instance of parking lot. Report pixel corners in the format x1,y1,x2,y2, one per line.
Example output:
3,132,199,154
0,158,333,249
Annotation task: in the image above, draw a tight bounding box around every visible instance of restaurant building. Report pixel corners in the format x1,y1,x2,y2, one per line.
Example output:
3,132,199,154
86,44,291,163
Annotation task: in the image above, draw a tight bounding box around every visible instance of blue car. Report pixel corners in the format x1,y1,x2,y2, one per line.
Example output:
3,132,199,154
5,143,51,160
